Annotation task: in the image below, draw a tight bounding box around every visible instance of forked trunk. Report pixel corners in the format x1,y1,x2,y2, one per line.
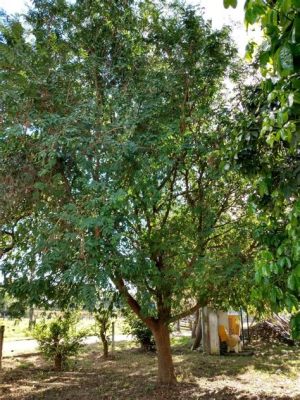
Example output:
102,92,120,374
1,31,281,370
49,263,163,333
152,322,176,385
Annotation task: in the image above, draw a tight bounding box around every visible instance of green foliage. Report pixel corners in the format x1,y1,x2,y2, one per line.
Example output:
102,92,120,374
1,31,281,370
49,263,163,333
0,291,26,319
123,311,155,352
224,0,300,336
0,0,249,322
0,3,260,382
224,0,238,8
291,312,300,340
33,312,87,370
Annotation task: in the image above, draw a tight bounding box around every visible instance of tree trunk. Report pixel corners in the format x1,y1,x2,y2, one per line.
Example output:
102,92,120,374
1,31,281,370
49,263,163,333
0,326,4,370
191,311,202,350
54,353,62,371
191,309,199,338
28,307,35,331
100,331,109,358
152,322,176,385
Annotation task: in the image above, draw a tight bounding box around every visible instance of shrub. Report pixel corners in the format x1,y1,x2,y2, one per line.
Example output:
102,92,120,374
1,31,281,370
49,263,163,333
33,312,87,370
123,312,155,352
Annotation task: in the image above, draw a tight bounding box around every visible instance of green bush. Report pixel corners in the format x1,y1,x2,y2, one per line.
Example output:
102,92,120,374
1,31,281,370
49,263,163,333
33,312,87,370
123,312,155,352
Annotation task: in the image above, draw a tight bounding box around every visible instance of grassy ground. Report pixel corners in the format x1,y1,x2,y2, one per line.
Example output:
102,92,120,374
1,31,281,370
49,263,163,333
0,337,299,400
0,319,30,340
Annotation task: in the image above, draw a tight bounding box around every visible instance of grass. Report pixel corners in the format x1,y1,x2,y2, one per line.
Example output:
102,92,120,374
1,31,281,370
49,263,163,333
0,337,299,400
0,318,31,340
0,315,127,341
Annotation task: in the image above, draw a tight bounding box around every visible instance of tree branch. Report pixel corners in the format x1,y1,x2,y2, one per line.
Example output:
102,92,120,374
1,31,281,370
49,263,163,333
113,277,156,329
168,302,201,323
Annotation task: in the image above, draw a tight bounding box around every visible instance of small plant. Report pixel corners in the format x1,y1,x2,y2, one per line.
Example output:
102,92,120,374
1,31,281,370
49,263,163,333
33,312,87,370
123,311,155,352
93,290,118,358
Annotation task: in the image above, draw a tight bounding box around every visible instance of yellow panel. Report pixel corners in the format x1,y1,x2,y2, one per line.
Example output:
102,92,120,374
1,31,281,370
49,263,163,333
228,315,240,335
218,324,228,342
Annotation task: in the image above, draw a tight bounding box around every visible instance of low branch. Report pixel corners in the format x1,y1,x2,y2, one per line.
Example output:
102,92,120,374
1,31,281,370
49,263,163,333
168,302,201,323
113,277,156,329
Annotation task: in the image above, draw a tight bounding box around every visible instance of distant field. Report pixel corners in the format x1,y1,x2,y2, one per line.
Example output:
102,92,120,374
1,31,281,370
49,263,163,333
0,314,128,340
0,318,30,340
0,315,96,340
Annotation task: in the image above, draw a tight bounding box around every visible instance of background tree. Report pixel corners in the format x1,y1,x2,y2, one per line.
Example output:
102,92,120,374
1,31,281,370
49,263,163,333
33,312,87,371
93,289,119,358
224,0,300,336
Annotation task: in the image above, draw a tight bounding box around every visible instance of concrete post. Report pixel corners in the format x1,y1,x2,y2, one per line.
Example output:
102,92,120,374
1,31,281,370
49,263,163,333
208,309,220,355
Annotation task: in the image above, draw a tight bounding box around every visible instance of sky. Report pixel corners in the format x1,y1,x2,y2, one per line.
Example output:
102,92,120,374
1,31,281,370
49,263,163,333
0,0,262,56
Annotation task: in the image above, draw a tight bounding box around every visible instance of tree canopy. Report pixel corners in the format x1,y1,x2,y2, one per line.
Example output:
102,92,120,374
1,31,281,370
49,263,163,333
0,0,259,383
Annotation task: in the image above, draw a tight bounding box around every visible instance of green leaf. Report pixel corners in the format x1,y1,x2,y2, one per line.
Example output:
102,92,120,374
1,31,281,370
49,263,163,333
223,0,238,9
292,16,300,43
258,179,269,196
259,50,271,66
292,0,300,9
275,45,294,77
287,274,296,290
245,0,267,25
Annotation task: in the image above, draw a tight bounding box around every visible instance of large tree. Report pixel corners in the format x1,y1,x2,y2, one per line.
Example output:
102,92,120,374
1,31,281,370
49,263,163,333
0,0,254,383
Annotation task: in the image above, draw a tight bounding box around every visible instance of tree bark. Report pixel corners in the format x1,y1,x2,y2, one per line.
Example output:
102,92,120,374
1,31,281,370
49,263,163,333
0,326,4,370
191,309,199,338
191,311,202,350
54,353,62,371
100,331,109,358
28,307,35,331
152,322,176,385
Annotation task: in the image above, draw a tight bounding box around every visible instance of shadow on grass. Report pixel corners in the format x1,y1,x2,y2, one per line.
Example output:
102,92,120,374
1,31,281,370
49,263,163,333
173,337,299,379
0,340,298,400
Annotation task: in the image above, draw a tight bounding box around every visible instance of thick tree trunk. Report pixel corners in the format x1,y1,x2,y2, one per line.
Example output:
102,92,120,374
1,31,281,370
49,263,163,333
54,353,62,371
152,322,176,385
100,331,109,358
191,311,202,350
191,309,199,338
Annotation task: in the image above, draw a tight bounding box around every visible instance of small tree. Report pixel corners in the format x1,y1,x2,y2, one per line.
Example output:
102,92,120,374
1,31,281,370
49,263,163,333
94,290,119,358
33,312,86,371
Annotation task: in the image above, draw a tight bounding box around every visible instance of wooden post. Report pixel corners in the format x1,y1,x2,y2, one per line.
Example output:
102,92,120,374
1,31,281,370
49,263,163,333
111,322,115,355
0,325,4,370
